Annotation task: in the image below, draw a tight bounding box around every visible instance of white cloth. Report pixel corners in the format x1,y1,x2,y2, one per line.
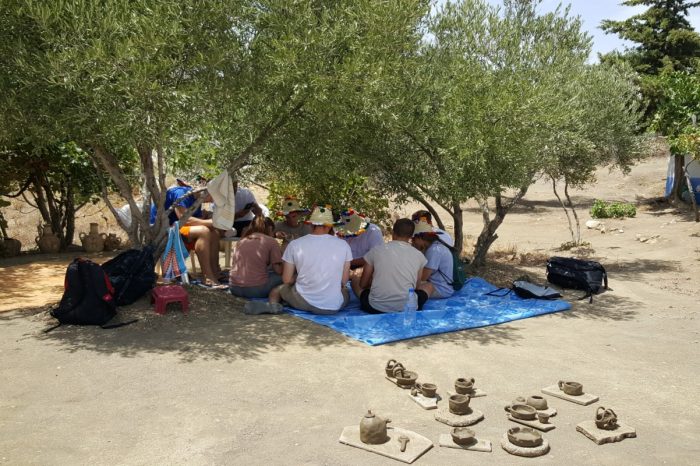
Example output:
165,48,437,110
282,234,352,310
207,172,236,230
435,227,454,247
234,187,257,222
343,223,385,259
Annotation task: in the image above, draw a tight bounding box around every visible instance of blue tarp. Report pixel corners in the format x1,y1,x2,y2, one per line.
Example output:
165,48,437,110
282,277,571,345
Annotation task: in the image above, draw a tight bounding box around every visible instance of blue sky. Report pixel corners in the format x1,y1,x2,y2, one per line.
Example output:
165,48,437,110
482,1,700,60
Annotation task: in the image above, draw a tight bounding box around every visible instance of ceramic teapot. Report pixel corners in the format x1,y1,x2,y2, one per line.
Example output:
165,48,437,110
103,233,122,251
360,410,391,445
80,223,106,253
595,407,618,430
36,224,60,253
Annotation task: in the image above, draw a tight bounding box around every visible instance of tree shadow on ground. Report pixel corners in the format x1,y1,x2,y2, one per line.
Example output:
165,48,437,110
604,258,681,281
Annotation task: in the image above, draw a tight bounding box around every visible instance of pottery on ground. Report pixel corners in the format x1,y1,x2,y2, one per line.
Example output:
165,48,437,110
1,238,21,257
360,410,391,445
505,403,537,421
451,427,476,446
454,377,475,394
558,380,584,396
103,233,122,251
507,427,543,448
595,407,618,430
80,222,106,253
392,367,417,387
398,435,410,452
537,412,551,424
527,395,548,410
415,382,437,398
448,394,471,415
385,359,400,377
35,224,60,253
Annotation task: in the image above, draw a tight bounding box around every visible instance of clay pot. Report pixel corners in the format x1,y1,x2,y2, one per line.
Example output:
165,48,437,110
35,225,60,253
451,427,476,446
507,427,543,448
1,238,21,257
448,394,471,415
79,223,106,253
537,412,550,424
558,380,583,396
526,395,548,410
505,403,537,420
385,359,400,377
454,377,475,395
595,407,618,430
392,366,417,387
360,410,391,445
103,233,122,251
415,382,437,398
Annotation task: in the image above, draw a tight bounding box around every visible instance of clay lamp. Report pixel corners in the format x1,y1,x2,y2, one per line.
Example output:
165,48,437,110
359,410,391,445
507,427,543,448
558,380,584,396
505,403,537,421
451,427,476,446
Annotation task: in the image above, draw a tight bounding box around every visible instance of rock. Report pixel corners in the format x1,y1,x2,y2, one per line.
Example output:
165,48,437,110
586,220,601,229
618,229,624,233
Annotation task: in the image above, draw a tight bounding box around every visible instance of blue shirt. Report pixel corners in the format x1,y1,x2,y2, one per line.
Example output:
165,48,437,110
150,186,202,226
425,241,454,298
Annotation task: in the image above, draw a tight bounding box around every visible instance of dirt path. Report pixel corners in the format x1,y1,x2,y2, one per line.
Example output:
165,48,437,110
1,156,698,465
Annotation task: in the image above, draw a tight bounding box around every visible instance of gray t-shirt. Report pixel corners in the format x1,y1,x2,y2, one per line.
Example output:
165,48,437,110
425,241,454,298
364,241,428,312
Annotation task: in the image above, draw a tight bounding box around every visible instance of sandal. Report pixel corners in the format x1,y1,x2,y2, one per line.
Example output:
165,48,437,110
199,280,229,290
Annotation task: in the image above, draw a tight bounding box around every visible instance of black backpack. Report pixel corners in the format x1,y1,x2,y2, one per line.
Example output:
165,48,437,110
102,246,157,306
46,258,136,331
435,238,467,291
546,256,608,302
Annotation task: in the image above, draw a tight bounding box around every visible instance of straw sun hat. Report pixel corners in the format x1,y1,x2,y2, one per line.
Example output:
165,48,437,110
305,205,339,226
278,196,310,215
336,209,371,238
412,220,436,236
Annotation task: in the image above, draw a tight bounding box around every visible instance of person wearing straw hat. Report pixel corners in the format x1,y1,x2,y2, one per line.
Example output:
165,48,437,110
232,180,263,237
274,196,311,249
264,205,352,315
410,209,454,247
336,209,384,269
351,218,429,313
412,220,454,299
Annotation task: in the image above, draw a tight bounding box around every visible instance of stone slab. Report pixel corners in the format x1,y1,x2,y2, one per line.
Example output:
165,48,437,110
386,376,414,389
339,425,433,464
408,392,441,410
447,389,487,398
507,414,556,432
576,420,636,445
438,434,492,452
541,385,599,406
435,407,484,427
501,434,550,457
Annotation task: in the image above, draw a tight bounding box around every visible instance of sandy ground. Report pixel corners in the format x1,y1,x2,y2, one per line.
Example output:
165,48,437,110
1,155,699,465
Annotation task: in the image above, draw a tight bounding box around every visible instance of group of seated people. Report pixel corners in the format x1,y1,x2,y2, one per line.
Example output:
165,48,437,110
154,180,455,314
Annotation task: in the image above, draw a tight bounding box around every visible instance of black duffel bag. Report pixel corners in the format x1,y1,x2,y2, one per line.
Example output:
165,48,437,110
546,256,608,302
102,245,157,306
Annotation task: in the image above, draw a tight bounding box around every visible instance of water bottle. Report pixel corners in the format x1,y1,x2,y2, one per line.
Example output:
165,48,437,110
403,288,418,328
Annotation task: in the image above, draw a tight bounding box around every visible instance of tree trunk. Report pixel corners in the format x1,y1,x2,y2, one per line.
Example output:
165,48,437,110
671,154,686,202
450,199,464,256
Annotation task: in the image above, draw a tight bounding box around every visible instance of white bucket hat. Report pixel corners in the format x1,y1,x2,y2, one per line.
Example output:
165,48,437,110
305,205,338,226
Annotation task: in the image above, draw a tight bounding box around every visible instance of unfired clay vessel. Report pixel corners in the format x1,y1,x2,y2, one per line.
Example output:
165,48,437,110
385,359,400,377
538,412,551,424
527,395,548,410
454,377,475,394
80,223,106,253
451,427,476,446
398,435,410,452
36,225,60,253
392,367,417,387
448,394,471,415
505,403,537,421
415,382,437,398
595,407,618,430
558,380,584,396
103,233,122,251
1,238,21,257
360,410,391,445
507,427,543,448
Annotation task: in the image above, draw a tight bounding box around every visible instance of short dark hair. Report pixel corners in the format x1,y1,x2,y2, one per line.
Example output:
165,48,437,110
411,210,432,224
393,218,415,238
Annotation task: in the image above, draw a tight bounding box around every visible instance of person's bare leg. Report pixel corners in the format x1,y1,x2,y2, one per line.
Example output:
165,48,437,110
268,285,283,304
187,226,219,283
416,281,435,297
208,228,221,276
351,274,364,298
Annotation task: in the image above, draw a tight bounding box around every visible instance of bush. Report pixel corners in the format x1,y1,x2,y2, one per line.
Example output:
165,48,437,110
590,200,636,219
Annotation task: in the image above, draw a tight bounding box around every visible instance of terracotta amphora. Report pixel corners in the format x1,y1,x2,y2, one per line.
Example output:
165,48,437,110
103,233,122,251
36,224,60,253
359,410,391,445
595,407,618,430
80,223,106,253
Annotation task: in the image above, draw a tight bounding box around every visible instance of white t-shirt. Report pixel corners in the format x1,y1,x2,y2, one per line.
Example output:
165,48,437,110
435,227,454,247
344,223,385,259
283,234,353,310
234,187,257,222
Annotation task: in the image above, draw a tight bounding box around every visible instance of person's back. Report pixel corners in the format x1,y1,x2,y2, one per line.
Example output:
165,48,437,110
230,233,281,287
365,241,427,312
424,240,454,298
283,233,351,310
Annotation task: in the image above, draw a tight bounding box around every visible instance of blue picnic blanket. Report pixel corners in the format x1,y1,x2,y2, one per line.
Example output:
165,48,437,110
283,277,570,345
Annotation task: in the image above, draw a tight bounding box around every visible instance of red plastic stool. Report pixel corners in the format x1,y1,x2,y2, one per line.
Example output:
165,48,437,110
151,285,189,315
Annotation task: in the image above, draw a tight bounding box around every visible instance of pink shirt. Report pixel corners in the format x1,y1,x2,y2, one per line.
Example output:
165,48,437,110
229,233,282,287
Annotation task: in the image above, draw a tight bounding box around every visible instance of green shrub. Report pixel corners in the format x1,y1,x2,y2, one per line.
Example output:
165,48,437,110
590,200,636,219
